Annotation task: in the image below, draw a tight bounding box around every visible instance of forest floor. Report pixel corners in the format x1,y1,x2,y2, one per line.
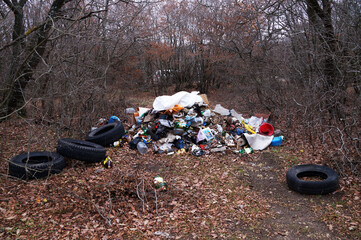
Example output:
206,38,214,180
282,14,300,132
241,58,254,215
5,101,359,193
0,88,360,239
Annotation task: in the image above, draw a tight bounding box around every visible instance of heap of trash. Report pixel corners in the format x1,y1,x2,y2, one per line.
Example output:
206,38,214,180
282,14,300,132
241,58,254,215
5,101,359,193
7,91,286,181
96,91,284,156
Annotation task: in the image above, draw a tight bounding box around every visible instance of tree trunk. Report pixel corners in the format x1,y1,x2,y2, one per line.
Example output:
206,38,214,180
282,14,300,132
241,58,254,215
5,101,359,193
1,0,27,116
306,0,339,89
305,0,345,119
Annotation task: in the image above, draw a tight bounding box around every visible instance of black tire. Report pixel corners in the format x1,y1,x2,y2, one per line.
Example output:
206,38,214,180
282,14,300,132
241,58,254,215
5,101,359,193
9,152,65,180
286,164,339,195
57,138,106,163
86,122,125,147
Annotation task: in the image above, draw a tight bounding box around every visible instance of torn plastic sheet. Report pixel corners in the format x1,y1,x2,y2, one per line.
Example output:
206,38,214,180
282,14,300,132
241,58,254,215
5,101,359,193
213,104,230,116
153,91,204,111
213,104,244,122
230,109,244,122
244,133,273,150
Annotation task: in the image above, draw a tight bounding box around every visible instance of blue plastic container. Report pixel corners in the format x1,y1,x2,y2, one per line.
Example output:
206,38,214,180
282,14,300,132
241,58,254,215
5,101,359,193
108,116,120,123
271,136,284,146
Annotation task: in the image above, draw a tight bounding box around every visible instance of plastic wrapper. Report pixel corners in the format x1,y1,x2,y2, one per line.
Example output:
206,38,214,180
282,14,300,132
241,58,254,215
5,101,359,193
247,116,264,129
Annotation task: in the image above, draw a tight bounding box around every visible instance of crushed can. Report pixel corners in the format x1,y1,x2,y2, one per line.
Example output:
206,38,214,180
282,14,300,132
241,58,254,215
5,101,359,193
102,156,113,169
113,140,123,147
154,175,167,191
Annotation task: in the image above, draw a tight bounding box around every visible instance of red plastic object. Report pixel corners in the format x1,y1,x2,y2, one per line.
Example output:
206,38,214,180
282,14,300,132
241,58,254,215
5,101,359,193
259,123,274,136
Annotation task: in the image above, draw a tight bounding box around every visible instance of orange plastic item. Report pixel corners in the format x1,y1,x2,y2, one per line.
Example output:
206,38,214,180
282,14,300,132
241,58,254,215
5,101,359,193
166,104,184,114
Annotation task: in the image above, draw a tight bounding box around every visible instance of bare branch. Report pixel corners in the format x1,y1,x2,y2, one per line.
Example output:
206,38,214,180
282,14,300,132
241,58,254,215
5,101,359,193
0,98,32,120
2,0,16,13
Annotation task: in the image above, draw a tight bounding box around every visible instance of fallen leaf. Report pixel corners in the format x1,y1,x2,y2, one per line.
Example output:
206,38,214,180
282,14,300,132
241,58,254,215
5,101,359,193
6,215,16,220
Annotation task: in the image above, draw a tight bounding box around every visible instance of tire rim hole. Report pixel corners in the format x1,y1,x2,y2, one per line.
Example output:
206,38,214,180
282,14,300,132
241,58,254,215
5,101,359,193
75,142,94,148
297,171,328,181
22,156,52,164
94,125,114,136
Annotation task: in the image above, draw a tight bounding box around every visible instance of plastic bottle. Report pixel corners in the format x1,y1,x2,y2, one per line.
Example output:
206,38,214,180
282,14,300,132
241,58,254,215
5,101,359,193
239,147,253,154
137,141,148,154
102,156,113,169
216,124,223,134
211,146,227,153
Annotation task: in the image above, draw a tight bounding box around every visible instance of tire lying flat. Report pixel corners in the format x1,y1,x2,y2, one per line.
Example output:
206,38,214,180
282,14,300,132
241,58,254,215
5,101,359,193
86,122,125,147
9,152,65,180
286,164,339,195
57,138,106,163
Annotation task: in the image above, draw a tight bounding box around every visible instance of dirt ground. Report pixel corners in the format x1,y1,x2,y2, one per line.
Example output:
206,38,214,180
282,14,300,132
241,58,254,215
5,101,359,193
241,151,345,239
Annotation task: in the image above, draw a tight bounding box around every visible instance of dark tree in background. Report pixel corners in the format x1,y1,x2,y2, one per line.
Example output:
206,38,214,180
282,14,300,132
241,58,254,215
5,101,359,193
1,0,73,117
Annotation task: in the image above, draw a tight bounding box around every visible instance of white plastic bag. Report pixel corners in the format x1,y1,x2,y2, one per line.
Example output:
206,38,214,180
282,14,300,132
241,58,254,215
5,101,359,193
153,91,203,111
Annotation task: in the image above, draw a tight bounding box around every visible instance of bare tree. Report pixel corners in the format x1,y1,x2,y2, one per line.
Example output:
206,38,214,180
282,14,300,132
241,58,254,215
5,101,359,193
1,0,74,118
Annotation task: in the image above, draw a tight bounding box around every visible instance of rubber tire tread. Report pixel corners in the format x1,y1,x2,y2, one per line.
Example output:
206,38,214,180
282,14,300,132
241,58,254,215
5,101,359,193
9,152,65,180
57,138,106,163
286,164,339,195
86,122,125,147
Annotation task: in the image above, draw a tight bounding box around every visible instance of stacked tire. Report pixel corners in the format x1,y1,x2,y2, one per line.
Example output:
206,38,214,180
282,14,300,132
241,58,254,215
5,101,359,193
85,122,125,147
57,138,106,163
8,122,125,180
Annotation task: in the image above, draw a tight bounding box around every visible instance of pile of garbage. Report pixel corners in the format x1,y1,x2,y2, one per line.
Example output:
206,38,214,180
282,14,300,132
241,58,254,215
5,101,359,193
104,91,284,156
